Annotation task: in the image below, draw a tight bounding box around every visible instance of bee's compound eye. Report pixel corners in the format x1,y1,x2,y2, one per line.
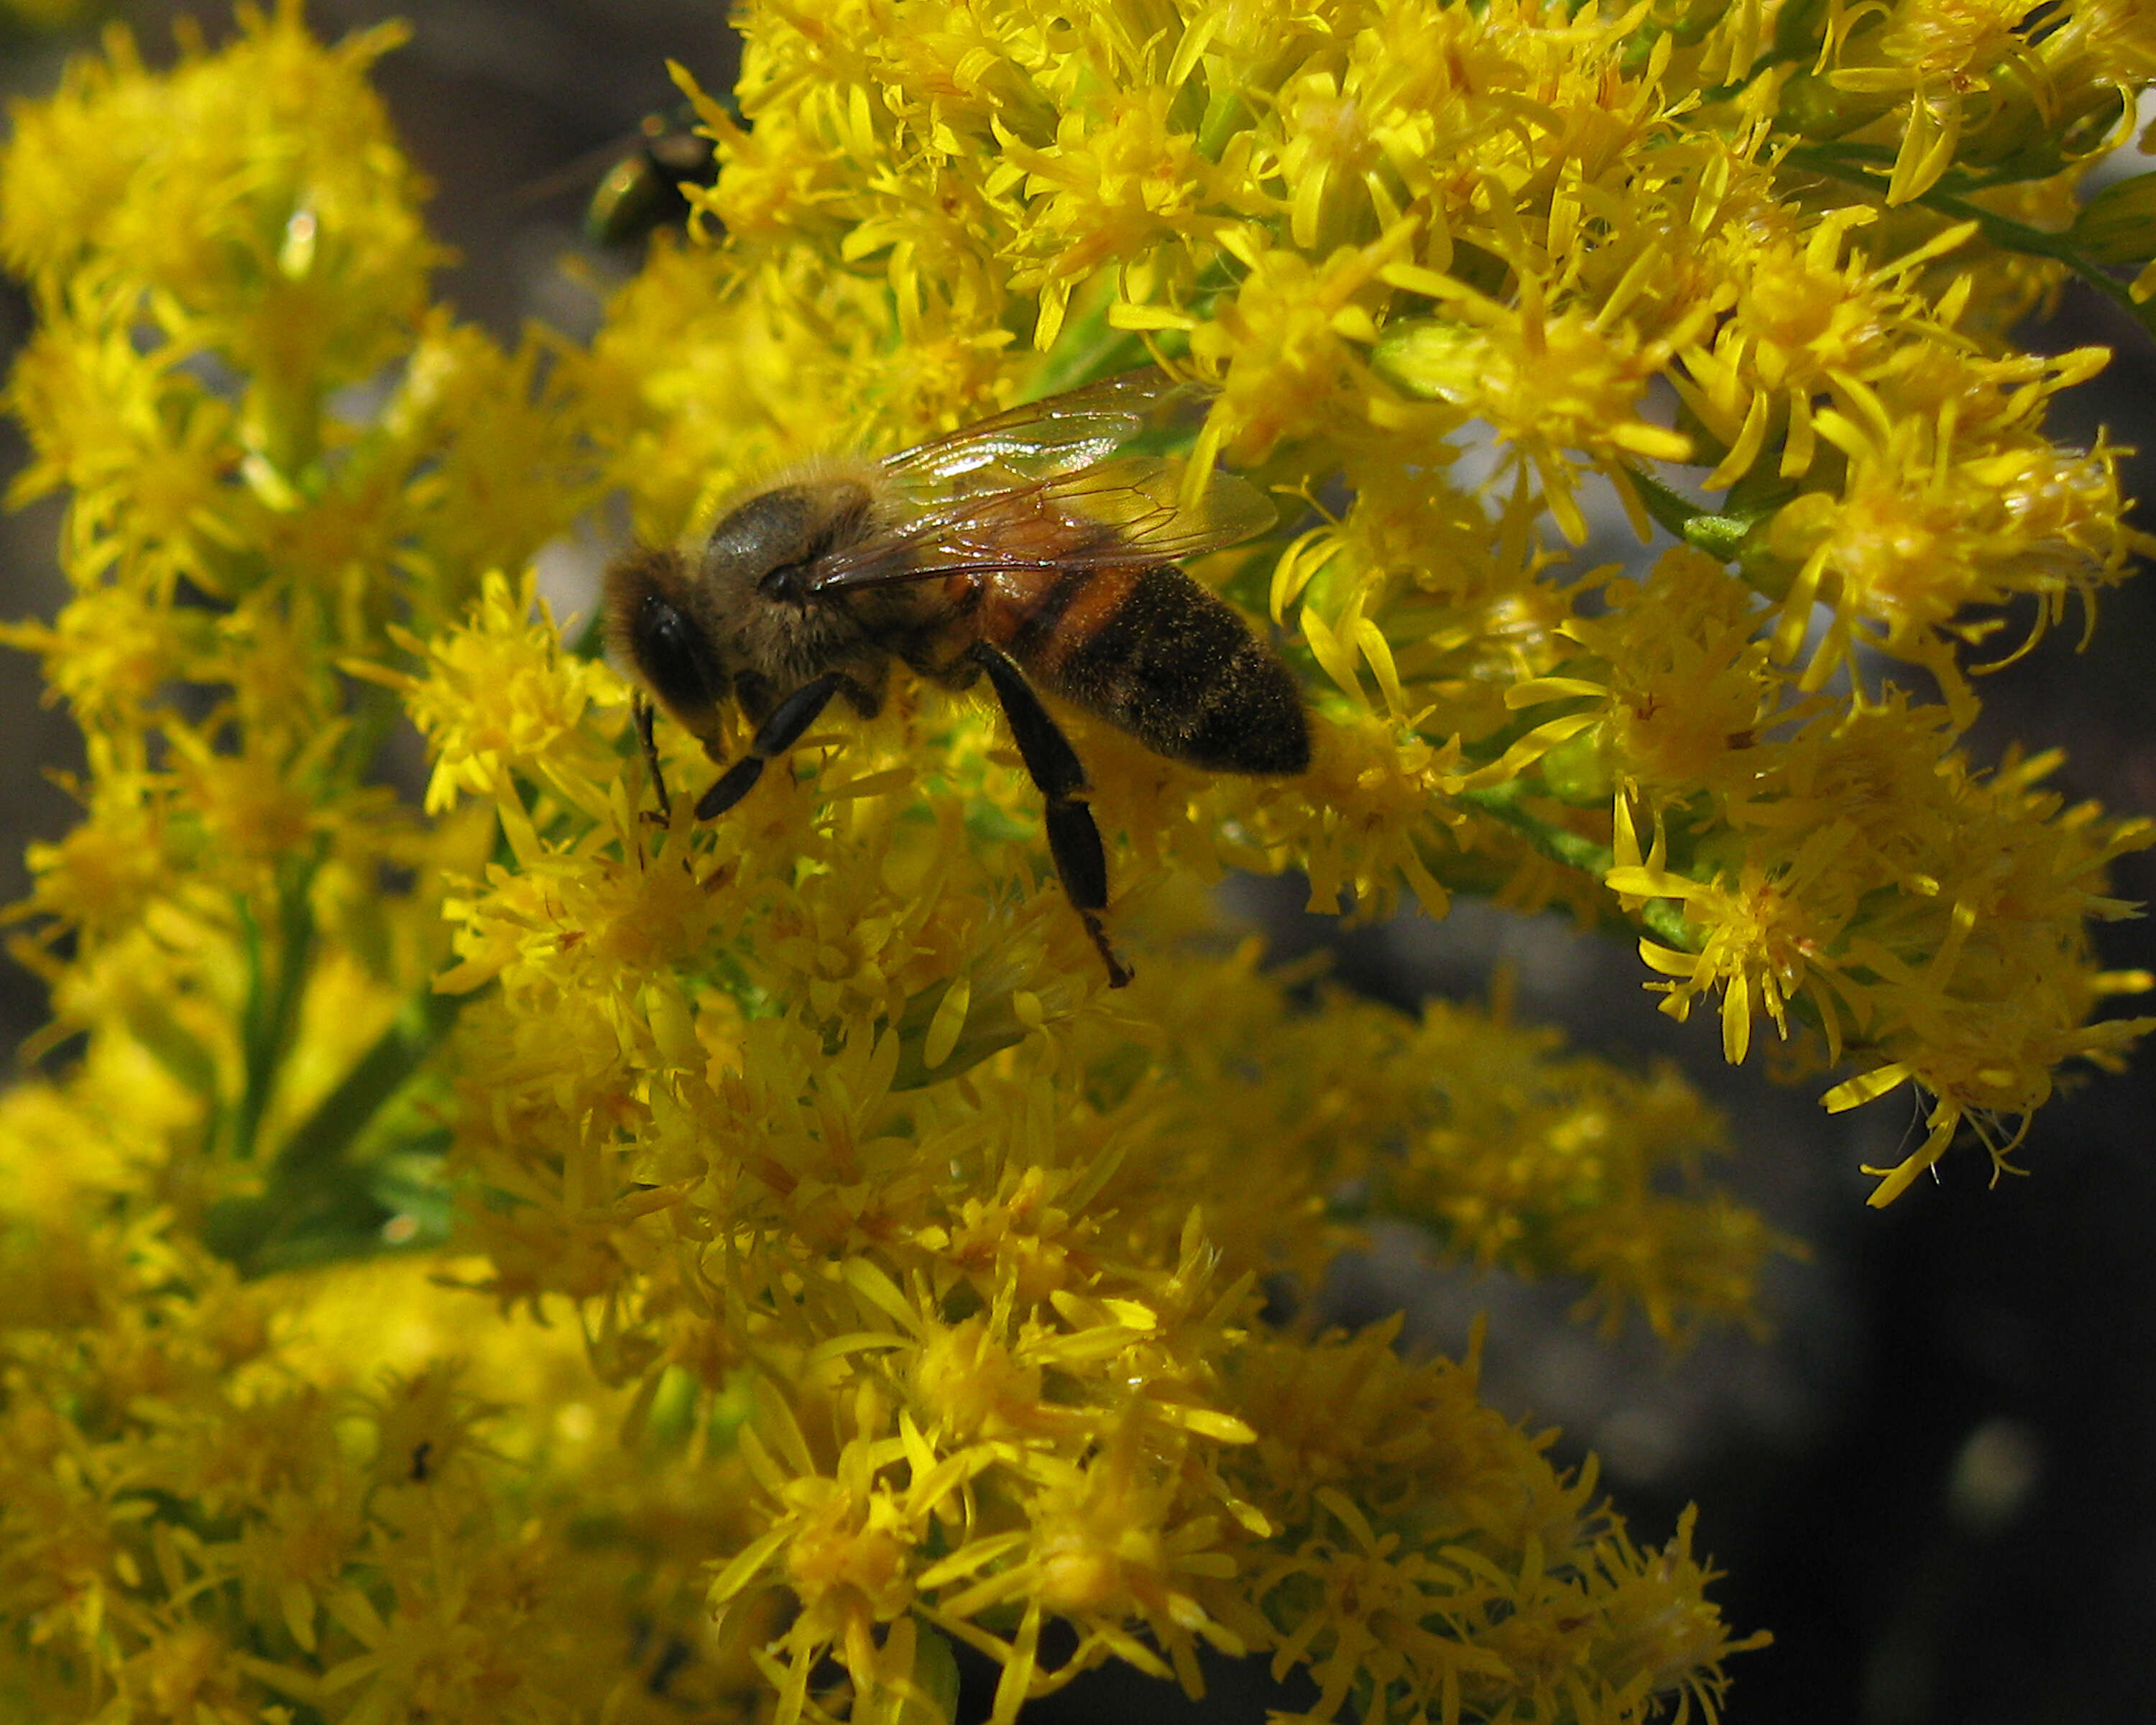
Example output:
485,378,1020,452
633,592,725,715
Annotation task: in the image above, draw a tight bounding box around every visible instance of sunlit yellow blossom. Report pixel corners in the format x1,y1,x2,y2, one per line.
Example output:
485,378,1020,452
1535,553,1782,804
379,568,623,816
4,0,2152,1721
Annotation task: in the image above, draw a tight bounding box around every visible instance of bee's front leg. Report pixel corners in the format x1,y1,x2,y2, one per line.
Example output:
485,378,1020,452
633,695,673,824
964,641,1133,988
695,671,854,821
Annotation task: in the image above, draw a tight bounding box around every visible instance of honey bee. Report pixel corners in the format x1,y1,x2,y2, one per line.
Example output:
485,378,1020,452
603,369,1310,986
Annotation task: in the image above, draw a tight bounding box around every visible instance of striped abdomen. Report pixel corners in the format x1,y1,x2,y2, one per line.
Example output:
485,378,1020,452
983,564,1309,776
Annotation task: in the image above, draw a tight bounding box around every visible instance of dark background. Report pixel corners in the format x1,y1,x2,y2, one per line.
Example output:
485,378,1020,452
1,6,2152,1720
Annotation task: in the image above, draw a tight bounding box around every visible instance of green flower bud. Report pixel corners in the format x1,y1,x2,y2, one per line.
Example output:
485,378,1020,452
2071,171,2156,266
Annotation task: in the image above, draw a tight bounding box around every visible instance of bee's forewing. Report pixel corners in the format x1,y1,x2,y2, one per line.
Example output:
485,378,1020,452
809,459,1275,591
895,429,1128,485
809,370,1271,592
1046,458,1276,557
879,369,1208,487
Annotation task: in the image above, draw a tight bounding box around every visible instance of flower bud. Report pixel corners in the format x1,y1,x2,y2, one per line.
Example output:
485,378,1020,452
2070,171,2156,266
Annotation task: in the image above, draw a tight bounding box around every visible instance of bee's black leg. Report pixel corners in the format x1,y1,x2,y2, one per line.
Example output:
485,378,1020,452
965,641,1133,988
633,695,673,824
696,671,849,821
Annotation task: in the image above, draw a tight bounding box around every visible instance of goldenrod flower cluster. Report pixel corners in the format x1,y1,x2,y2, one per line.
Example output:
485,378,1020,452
0,1,2148,1721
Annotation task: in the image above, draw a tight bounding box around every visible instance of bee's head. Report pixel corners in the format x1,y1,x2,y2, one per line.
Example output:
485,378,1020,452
606,473,879,737
602,544,732,742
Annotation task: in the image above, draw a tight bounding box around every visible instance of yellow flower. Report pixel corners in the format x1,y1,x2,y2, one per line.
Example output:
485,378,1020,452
379,569,624,818
4,1,2150,1720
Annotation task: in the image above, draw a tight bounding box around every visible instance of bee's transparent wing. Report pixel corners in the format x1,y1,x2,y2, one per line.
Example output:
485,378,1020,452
807,457,1276,590
877,369,1210,487
811,372,1272,591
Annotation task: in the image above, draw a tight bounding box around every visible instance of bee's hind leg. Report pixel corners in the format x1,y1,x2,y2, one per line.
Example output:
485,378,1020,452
696,671,854,821
964,641,1133,988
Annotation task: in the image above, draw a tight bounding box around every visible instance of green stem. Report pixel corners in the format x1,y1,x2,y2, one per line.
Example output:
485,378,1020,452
1029,253,1249,397
1784,144,2155,338
1195,86,1245,162
1625,464,1759,561
268,985,468,1190
1456,780,1697,951
1782,138,2073,196
203,980,474,1275
231,855,322,1162
333,676,408,785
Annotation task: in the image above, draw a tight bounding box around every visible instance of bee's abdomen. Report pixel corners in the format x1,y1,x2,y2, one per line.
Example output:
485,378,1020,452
1015,566,1309,776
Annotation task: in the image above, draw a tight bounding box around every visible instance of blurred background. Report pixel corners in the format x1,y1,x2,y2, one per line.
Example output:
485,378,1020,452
1,4,2152,1720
